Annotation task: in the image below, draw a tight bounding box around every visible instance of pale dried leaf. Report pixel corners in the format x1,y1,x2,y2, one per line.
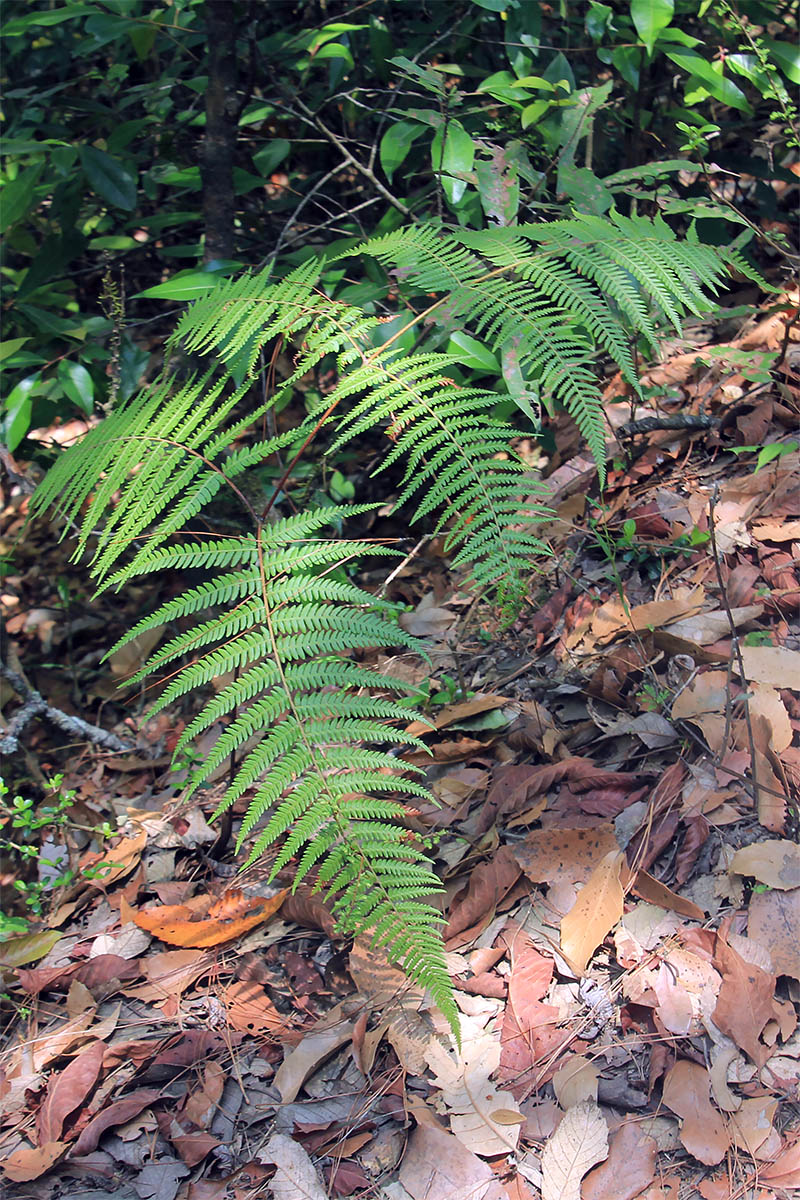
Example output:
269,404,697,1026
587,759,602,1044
425,1027,521,1157
730,840,800,890
262,1132,326,1200
540,1099,608,1200
551,1055,598,1108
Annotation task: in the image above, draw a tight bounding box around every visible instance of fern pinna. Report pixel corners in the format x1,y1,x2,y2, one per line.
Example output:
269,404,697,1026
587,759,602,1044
31,211,747,1031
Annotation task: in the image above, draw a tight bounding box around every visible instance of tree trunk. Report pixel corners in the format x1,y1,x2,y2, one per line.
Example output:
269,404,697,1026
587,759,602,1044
202,0,238,262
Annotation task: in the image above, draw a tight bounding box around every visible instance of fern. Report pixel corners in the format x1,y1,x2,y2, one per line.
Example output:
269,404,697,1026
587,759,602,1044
29,210,752,1036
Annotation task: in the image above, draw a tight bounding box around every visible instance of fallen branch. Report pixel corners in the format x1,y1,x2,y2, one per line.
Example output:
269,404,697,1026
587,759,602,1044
0,661,134,755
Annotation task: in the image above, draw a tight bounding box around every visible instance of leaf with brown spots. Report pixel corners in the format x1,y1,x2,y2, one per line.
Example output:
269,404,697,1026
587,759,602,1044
511,825,619,888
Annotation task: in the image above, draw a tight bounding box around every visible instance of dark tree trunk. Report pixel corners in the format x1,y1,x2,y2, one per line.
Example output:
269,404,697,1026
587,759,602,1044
202,0,238,262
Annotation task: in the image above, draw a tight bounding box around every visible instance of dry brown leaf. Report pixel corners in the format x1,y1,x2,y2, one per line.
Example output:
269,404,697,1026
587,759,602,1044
71,1087,161,1155
405,693,511,738
630,869,705,919
122,947,212,1003
273,1001,358,1103
730,840,800,890
223,980,286,1036
661,1060,730,1165
581,1120,658,1200
591,587,704,644
499,931,559,1091
748,886,800,981
512,825,619,888
712,937,775,1066
727,1096,777,1156
0,1140,67,1183
399,1119,507,1200
671,671,729,754
37,1039,104,1143
81,830,146,890
540,1099,608,1200
444,845,521,943
133,888,286,947
262,1132,326,1200
559,850,624,974
666,605,763,645
760,1135,800,1187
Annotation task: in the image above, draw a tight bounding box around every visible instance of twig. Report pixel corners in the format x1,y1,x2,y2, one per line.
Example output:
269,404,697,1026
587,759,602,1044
0,661,134,755
707,484,759,808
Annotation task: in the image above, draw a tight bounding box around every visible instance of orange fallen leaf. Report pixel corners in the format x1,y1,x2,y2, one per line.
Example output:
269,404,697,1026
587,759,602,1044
560,850,625,974
662,1060,730,1165
133,888,287,947
0,1141,67,1183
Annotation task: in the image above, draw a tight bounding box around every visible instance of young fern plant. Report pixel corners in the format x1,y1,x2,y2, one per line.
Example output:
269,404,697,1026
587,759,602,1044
30,209,753,1034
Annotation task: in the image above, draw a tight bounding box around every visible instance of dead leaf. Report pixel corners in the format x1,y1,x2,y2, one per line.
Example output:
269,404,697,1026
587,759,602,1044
730,839,800,890
551,1055,598,1108
739,644,800,688
37,1039,105,1143
591,587,704,644
540,1099,608,1200
631,869,705,919
273,1001,358,1103
133,888,286,947
444,845,521,943
661,1060,730,1165
405,693,511,738
712,936,775,1065
666,605,763,645
0,1140,67,1183
760,1135,800,1188
727,1095,777,1155
512,825,620,888
223,980,285,1036
581,1120,658,1200
425,1023,521,1157
748,886,800,981
399,1119,507,1200
261,1132,326,1200
122,947,212,1003
560,850,624,974
71,1087,161,1155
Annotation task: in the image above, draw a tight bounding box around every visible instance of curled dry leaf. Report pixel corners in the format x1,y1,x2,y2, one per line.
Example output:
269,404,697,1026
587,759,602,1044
133,887,287,947
37,1039,105,1143
661,1060,730,1165
540,1099,608,1200
712,937,775,1066
559,849,624,975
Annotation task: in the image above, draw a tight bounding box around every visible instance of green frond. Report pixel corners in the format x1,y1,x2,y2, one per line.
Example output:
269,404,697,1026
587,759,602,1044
31,205,759,1047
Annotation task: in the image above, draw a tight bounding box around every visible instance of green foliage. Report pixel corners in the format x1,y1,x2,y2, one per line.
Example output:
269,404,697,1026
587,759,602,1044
28,205,754,1031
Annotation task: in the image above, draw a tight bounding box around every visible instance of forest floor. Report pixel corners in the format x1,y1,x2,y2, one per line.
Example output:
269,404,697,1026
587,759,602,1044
1,288,799,1200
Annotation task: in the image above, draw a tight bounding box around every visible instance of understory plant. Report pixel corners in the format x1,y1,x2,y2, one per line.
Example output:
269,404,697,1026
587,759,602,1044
30,211,756,1032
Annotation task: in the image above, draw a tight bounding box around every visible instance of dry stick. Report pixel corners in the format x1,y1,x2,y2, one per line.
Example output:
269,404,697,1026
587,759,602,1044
0,661,133,755
707,483,759,810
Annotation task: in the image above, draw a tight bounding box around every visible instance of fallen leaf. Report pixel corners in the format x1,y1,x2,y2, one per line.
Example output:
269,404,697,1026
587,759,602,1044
712,937,775,1065
661,1060,730,1165
730,839,800,890
560,850,624,974
760,1135,800,1187
262,1132,328,1200
540,1099,608,1200
581,1120,658,1200
71,1087,161,1155
122,947,212,1003
0,930,62,968
81,830,146,890
273,1002,357,1103
512,826,620,887
444,845,521,943
631,869,705,919
727,1095,777,1155
425,1024,521,1157
0,1140,67,1183
133,888,286,947
551,1055,598,1108
399,1119,507,1200
739,644,800,688
405,693,512,738
223,980,285,1036
37,1039,105,1143
748,886,800,981
591,587,704,643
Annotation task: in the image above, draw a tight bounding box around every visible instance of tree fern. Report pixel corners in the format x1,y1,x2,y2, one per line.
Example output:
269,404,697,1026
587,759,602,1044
30,210,754,1035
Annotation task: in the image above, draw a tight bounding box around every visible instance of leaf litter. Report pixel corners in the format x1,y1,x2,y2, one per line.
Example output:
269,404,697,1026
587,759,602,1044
1,292,799,1199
